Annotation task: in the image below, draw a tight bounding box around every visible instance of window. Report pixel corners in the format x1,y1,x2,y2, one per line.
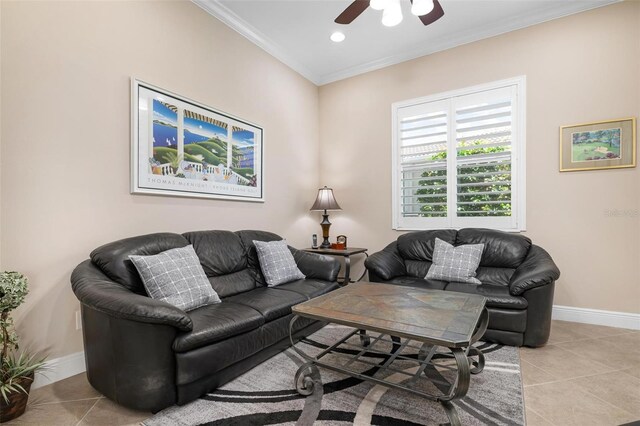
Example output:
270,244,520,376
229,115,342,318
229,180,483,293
392,77,526,231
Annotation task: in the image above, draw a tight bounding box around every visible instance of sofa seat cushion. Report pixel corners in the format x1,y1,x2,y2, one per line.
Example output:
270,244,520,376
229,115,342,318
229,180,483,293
445,282,528,309
224,288,307,321
276,279,339,299
173,302,265,352
175,313,318,386
383,277,448,290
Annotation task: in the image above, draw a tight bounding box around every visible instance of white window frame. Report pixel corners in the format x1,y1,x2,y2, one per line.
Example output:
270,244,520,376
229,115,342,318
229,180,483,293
392,76,526,232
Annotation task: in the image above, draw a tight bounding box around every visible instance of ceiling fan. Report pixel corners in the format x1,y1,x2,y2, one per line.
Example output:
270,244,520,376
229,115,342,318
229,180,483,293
335,0,444,27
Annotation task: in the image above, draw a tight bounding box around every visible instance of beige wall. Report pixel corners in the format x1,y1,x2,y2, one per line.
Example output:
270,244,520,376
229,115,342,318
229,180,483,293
0,1,320,359
319,2,640,314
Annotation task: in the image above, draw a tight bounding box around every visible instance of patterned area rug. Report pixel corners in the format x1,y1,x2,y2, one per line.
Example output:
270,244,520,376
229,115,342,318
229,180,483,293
143,324,524,426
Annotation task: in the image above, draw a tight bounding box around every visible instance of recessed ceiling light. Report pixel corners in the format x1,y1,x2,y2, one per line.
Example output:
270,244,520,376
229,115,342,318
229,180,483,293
330,31,345,43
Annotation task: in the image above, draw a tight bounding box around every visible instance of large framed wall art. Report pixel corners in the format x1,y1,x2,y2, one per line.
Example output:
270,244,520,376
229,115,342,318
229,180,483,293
131,79,264,201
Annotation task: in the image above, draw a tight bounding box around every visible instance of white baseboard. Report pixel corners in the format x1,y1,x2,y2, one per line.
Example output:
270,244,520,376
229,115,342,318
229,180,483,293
552,305,640,330
32,351,86,389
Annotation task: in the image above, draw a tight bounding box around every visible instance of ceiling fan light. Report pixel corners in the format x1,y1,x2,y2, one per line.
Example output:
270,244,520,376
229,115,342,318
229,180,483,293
411,0,434,16
381,0,403,27
370,0,390,11
330,31,346,42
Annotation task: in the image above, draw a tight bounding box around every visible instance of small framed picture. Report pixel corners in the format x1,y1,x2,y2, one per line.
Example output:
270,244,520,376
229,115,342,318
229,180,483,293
560,117,636,172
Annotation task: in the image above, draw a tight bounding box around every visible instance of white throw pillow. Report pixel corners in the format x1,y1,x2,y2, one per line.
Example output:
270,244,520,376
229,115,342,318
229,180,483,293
129,245,221,311
426,238,484,284
253,240,305,287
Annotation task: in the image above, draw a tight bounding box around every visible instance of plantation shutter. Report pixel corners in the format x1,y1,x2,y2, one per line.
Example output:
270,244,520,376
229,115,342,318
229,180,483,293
453,86,518,229
396,100,449,229
393,78,524,231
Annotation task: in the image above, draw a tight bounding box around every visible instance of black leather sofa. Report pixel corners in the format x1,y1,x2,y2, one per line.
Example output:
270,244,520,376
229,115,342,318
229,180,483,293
71,230,340,412
364,228,560,347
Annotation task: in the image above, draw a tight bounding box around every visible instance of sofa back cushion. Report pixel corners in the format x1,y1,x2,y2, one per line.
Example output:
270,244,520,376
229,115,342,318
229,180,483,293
397,230,457,261
207,270,257,298
183,231,247,276
90,233,189,294
183,230,255,297
475,266,516,287
405,260,432,278
456,228,531,269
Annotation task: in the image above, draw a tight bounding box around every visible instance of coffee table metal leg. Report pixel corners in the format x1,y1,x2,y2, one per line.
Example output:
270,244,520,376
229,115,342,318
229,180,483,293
391,335,401,354
468,307,489,374
470,308,490,345
437,347,470,425
294,362,320,396
441,401,462,426
468,346,485,374
358,329,370,347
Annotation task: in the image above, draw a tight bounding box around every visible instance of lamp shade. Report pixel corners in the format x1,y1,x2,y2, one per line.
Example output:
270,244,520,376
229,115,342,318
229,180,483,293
310,186,341,211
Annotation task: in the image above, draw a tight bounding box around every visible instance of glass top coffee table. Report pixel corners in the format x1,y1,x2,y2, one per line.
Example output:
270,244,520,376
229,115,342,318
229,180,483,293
289,281,489,426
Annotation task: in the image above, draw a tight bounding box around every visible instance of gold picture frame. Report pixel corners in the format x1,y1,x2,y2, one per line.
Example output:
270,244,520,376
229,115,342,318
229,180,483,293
560,117,636,172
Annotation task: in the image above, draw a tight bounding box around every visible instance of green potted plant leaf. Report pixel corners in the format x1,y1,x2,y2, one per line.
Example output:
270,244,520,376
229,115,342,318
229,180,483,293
0,271,46,423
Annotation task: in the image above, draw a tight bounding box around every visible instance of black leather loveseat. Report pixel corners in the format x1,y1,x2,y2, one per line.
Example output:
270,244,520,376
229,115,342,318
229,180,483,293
364,229,560,347
71,230,340,412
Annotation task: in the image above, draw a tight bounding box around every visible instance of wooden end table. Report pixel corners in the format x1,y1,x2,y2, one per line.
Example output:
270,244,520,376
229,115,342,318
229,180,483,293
302,247,368,284
289,282,489,426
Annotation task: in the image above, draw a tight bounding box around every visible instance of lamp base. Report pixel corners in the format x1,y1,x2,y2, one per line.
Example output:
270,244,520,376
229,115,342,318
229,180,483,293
320,237,331,249
320,212,332,249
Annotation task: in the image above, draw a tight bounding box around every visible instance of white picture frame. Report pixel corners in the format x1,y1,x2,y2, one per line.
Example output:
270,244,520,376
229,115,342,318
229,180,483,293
131,78,264,202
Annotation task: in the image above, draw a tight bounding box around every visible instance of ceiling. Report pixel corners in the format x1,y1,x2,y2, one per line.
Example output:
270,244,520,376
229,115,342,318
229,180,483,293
193,0,618,85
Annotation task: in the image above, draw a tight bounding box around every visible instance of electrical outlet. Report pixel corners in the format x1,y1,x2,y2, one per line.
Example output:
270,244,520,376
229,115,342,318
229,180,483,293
75,310,82,330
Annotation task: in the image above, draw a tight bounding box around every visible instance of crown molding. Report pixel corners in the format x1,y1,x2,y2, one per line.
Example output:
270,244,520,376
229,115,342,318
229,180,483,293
193,0,620,87
192,0,321,85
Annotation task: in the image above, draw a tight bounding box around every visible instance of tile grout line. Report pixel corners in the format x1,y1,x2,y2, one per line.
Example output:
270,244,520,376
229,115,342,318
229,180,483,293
522,365,632,388
525,405,557,426
521,342,618,376
567,377,640,419
581,392,639,419
31,396,103,407
547,330,636,345
75,397,101,426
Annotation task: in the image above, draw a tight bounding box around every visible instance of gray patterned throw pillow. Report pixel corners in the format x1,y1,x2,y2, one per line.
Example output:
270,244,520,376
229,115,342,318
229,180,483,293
426,238,484,284
129,245,221,311
253,240,305,287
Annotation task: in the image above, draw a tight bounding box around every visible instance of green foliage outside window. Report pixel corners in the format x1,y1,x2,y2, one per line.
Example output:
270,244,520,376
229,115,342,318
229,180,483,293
414,140,511,217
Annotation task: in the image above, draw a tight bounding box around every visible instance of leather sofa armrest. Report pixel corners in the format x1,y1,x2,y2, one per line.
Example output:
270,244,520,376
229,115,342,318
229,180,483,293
71,260,193,331
364,241,407,281
509,245,560,296
291,248,340,282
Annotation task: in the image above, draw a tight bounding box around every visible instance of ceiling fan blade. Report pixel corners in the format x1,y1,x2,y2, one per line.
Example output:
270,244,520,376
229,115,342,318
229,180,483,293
417,0,444,26
335,0,370,24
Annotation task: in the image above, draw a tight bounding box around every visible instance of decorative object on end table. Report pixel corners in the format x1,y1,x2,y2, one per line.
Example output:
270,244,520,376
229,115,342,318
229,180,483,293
560,117,636,172
0,271,46,423
310,186,341,249
131,79,264,201
337,235,347,249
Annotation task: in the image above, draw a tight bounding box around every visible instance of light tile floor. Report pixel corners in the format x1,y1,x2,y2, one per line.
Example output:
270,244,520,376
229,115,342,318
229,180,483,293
5,320,640,425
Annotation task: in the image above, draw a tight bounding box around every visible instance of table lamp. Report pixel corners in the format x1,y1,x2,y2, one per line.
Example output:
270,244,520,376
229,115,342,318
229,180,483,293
310,186,341,249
